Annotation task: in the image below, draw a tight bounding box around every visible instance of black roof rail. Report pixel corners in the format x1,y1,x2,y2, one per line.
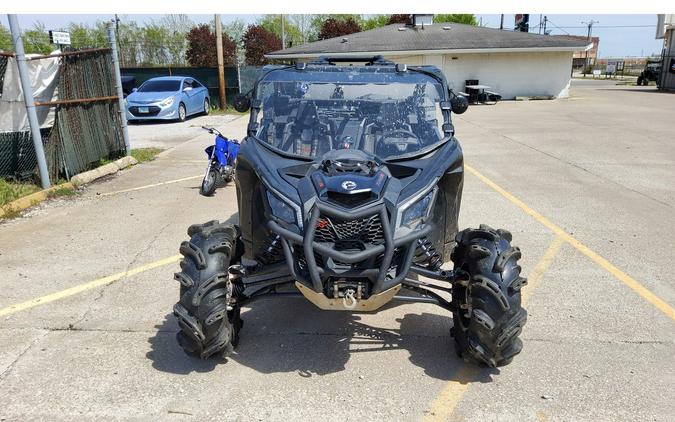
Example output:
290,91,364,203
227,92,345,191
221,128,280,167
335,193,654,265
309,55,394,66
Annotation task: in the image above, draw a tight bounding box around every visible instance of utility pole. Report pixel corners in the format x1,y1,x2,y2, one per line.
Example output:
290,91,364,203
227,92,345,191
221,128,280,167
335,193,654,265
215,14,226,109
500,14,504,30
543,16,548,34
582,19,599,77
107,22,130,155
114,14,123,67
8,14,51,189
281,14,286,49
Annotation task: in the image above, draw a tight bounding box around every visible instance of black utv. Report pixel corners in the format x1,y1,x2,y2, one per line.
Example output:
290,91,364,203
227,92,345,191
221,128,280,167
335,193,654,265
173,56,527,367
637,58,662,86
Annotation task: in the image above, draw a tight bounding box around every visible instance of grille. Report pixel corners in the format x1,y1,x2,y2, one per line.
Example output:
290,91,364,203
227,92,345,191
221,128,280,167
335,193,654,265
314,214,385,245
129,106,161,117
326,191,374,208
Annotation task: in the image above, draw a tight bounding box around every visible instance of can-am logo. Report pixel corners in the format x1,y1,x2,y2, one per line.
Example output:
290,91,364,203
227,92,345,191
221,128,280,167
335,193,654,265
341,180,357,191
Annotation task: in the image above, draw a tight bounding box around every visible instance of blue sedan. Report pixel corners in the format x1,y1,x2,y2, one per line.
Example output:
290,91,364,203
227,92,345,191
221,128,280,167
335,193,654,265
125,76,210,122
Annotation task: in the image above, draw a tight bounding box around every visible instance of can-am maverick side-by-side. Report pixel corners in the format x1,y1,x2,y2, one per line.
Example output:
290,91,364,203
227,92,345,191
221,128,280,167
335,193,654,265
173,57,527,367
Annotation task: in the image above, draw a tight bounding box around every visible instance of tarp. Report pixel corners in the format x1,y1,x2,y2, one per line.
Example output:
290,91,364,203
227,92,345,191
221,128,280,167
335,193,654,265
0,51,60,132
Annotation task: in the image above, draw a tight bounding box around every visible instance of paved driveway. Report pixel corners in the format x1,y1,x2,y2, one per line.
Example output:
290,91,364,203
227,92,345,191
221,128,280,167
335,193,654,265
0,81,673,421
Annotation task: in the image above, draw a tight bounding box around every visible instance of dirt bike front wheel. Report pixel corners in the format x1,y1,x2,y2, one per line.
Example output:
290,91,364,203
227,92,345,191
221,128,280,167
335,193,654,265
200,167,218,196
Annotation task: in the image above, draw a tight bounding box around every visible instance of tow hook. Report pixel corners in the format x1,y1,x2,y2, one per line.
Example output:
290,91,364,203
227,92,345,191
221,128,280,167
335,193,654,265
342,289,358,309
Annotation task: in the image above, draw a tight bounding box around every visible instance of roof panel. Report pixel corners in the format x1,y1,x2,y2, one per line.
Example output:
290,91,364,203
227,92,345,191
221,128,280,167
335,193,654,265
267,23,591,57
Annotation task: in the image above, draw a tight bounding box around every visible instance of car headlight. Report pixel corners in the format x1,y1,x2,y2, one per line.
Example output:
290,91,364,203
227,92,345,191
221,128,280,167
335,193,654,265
160,97,175,107
397,186,437,230
266,190,301,227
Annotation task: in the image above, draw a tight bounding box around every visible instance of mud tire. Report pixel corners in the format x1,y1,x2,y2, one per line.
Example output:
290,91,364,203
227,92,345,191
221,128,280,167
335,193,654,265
173,221,243,359
451,224,527,367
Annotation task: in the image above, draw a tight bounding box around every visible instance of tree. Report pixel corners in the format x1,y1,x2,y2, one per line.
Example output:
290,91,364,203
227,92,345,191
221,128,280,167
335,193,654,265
258,15,303,48
289,15,315,44
362,15,389,31
157,15,193,65
186,24,237,67
117,20,143,67
434,14,478,26
243,25,281,66
387,14,411,25
22,22,52,54
318,17,361,40
224,18,246,66
0,24,13,52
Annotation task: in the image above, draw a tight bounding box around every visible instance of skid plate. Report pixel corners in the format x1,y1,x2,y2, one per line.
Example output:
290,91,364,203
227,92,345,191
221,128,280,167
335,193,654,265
295,281,401,311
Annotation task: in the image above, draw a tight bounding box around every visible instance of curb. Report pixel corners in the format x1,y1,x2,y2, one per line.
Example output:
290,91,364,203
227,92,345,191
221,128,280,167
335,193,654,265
1,156,139,219
71,156,138,187
0,182,75,219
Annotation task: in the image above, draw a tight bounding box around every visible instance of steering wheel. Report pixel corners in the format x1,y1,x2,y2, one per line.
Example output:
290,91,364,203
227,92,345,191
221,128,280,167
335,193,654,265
381,128,419,145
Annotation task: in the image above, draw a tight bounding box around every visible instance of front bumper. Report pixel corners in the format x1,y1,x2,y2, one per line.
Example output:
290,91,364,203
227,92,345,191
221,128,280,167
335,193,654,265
267,201,432,296
126,102,179,121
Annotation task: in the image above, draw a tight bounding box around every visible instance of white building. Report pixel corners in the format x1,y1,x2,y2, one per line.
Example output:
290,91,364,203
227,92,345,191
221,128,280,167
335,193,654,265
656,14,675,91
267,16,591,99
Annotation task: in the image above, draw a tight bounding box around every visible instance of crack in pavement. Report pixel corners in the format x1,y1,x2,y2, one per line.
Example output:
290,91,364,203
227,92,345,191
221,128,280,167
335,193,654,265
524,336,673,346
0,330,49,383
69,221,174,330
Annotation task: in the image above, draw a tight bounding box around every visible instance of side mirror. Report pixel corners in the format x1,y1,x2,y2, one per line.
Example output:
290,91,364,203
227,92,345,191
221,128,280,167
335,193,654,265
131,88,138,93
183,86,192,92
232,93,251,113
450,95,469,115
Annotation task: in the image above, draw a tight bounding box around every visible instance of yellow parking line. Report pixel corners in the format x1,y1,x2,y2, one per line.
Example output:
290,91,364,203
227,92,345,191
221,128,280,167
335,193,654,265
0,255,181,317
99,175,202,196
521,235,565,305
424,235,564,422
465,164,675,321
424,365,479,422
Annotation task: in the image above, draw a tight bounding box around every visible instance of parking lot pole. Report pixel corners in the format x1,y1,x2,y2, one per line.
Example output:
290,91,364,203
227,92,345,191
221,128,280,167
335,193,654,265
8,14,51,189
107,22,130,155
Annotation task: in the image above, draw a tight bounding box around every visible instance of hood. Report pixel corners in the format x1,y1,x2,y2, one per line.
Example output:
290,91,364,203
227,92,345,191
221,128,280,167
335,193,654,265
310,150,389,208
127,91,176,104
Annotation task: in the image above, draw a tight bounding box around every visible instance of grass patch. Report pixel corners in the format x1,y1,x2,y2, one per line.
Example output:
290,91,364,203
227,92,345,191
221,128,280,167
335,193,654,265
130,148,163,163
47,186,76,199
0,179,41,207
208,106,248,116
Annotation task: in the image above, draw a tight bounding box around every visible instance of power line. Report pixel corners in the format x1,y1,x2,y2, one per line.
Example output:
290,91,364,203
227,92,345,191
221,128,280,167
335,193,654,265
544,18,570,35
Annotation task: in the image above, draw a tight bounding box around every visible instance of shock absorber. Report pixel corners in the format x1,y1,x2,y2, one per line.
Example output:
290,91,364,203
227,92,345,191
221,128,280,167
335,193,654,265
416,238,443,270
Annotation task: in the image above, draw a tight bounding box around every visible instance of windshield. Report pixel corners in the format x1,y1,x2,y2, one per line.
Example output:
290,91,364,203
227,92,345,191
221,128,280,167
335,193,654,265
138,79,181,93
254,77,445,160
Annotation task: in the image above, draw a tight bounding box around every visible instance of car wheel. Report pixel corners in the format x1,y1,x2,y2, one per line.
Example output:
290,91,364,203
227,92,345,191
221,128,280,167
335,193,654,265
203,99,210,115
178,103,187,122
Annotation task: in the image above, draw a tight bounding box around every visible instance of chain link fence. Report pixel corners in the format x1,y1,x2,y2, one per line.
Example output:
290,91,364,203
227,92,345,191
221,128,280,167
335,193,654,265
0,56,8,98
46,50,125,180
0,128,52,180
238,65,263,94
1,49,125,183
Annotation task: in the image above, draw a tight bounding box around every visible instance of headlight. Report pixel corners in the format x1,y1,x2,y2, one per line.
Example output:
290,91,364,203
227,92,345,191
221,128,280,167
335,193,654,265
160,97,175,107
397,187,437,230
267,190,299,225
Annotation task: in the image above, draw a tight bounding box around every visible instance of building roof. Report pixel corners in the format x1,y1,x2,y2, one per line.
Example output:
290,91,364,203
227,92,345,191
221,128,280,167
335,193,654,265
267,23,592,59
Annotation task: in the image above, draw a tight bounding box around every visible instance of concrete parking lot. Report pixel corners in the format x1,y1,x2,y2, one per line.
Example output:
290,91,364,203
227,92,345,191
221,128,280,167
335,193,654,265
0,80,673,421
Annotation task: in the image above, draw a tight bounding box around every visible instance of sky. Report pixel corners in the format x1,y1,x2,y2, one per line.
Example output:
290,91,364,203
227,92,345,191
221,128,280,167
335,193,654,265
0,13,664,58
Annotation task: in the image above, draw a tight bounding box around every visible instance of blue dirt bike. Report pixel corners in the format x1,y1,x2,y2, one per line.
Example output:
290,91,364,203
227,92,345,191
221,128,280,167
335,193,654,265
199,126,240,196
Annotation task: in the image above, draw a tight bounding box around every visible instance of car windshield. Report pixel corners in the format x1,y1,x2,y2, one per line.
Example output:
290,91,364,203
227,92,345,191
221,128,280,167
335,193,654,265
254,72,446,160
138,80,181,93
